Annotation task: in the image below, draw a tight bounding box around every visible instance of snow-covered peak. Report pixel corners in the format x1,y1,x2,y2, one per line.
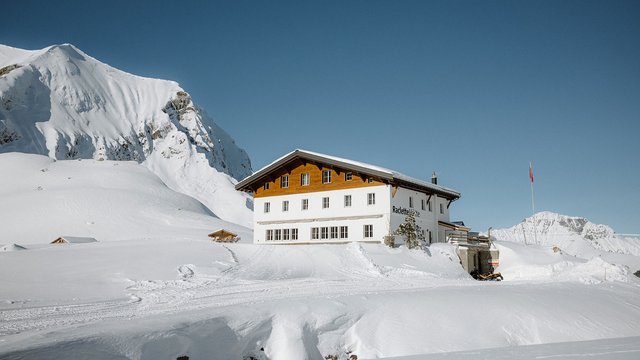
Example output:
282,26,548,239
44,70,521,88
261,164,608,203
492,211,639,257
0,43,252,226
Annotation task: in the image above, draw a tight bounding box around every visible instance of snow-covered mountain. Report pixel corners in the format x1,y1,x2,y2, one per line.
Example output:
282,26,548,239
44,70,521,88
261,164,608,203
0,43,252,226
492,211,640,257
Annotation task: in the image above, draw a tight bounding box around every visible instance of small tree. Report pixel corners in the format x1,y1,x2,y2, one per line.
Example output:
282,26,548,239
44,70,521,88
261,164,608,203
394,214,420,249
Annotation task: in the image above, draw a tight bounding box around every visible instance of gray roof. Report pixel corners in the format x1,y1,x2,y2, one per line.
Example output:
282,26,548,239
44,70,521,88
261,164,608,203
53,236,98,244
235,149,461,200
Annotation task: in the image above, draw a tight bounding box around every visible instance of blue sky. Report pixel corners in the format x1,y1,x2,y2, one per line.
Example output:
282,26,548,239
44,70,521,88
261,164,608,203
2,1,639,233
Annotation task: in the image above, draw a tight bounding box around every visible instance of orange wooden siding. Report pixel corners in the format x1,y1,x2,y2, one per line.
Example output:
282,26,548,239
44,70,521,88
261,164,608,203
254,162,385,198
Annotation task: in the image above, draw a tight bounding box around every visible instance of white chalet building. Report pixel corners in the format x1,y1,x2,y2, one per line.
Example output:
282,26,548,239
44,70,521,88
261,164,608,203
235,149,462,245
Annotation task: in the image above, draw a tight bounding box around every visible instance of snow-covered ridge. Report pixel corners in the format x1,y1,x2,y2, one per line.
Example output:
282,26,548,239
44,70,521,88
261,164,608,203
0,152,251,245
0,43,252,226
492,211,640,257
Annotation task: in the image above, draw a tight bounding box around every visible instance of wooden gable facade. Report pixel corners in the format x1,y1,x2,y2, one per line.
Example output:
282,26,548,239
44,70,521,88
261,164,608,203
253,159,385,198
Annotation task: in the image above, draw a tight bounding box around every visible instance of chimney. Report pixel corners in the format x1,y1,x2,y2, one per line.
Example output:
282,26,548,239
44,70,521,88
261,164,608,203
431,171,438,185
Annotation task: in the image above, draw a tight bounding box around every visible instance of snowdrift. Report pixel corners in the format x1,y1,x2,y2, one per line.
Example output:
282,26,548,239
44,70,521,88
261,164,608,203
495,241,629,283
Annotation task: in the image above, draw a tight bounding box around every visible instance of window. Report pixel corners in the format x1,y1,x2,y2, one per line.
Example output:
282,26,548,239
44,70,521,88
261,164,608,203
364,224,373,238
322,170,332,184
266,229,273,241
275,229,282,241
367,193,375,205
301,172,310,186
263,182,270,190
340,226,348,239
345,172,353,181
282,200,289,212
330,226,338,239
291,228,298,240
440,203,444,214
321,227,329,239
264,202,270,213
367,177,374,183
428,200,432,212
322,197,330,209
429,230,433,243
280,175,289,188
283,229,290,240
301,198,309,210
409,196,413,208
421,199,426,211
311,227,319,240
344,195,352,207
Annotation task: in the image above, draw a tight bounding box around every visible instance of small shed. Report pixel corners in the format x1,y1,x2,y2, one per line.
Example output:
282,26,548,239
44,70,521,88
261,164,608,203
51,236,98,245
208,229,239,243
1,243,27,251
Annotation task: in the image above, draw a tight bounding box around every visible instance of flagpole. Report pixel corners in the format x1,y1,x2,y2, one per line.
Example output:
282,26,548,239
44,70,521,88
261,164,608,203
529,161,538,245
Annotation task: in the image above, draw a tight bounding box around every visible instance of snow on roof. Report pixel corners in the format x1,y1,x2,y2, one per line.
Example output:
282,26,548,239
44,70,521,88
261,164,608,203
51,236,98,244
236,149,461,199
1,243,27,251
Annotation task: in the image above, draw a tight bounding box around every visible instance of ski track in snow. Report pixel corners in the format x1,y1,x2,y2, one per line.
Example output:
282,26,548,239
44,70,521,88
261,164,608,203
0,245,460,337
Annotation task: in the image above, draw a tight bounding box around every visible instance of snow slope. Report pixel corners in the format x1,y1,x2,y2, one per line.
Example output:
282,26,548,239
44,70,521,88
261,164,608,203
380,336,640,359
495,240,630,283
0,152,251,245
0,43,252,226
1,157,639,360
2,240,640,359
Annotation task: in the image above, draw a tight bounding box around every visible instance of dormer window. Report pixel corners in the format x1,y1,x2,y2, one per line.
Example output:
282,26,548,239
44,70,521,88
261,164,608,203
345,172,353,181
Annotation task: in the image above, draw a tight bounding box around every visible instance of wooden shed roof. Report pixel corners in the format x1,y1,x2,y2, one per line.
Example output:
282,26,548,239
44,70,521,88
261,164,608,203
208,229,238,238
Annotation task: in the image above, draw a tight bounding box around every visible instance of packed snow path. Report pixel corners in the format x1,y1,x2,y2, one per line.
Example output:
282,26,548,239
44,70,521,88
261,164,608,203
0,242,468,336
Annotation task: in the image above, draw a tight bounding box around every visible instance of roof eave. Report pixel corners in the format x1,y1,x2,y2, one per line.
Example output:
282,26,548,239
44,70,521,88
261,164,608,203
392,178,461,200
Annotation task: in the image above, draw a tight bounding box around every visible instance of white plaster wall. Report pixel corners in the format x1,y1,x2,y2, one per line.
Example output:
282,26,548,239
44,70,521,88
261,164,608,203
253,185,391,243
436,196,451,223
435,196,453,243
390,187,439,244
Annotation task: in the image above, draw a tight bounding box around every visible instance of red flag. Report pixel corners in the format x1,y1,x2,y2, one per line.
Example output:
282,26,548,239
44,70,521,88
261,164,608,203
529,162,534,183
